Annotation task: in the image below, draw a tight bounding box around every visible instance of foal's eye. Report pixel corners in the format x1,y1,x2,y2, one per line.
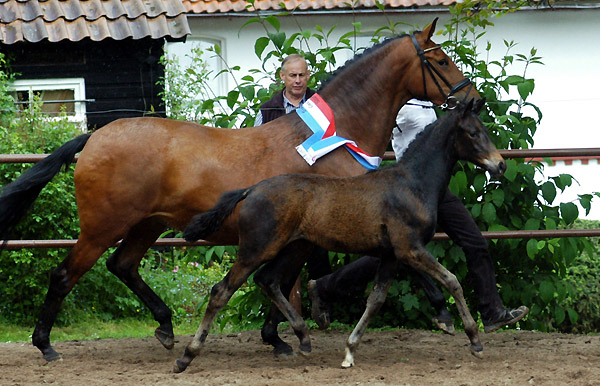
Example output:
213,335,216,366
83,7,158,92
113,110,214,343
437,58,449,66
468,131,478,139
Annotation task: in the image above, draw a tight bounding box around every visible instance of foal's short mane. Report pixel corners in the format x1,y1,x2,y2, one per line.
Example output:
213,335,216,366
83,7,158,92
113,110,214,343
317,33,412,92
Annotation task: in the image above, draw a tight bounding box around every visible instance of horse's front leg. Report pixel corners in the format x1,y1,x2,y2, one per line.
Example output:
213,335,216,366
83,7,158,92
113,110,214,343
342,256,398,368
173,259,258,373
408,248,483,357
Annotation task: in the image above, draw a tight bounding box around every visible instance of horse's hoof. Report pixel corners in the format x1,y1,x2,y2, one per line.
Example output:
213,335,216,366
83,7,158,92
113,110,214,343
470,344,484,359
298,343,312,355
173,359,188,373
273,343,295,358
155,328,175,350
432,316,456,336
341,359,354,368
42,349,62,362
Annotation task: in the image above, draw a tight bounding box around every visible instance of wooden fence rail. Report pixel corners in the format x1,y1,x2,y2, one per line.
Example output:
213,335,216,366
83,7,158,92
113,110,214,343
2,149,600,249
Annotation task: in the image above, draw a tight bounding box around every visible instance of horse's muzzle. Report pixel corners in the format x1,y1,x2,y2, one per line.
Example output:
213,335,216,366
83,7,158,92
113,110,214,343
487,159,507,178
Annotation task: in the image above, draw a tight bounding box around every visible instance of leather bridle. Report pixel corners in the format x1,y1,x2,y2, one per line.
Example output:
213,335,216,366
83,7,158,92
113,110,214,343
410,34,473,109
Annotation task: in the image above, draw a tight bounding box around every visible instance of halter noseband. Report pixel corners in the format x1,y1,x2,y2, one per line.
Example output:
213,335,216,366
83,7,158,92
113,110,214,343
410,34,473,109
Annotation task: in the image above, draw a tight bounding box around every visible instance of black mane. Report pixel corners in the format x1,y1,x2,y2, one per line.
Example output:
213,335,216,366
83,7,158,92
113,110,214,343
317,33,412,92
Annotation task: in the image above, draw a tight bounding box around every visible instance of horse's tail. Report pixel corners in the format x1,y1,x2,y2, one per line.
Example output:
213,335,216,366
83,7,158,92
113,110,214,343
0,133,92,238
183,187,253,241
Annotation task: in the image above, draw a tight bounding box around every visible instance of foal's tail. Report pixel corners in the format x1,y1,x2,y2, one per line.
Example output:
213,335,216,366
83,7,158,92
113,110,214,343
0,133,92,238
183,187,252,242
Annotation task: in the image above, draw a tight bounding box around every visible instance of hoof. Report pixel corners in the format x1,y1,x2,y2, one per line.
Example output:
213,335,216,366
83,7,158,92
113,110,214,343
299,342,312,354
470,344,484,359
273,349,297,358
273,344,295,358
432,316,455,336
173,359,188,373
155,327,175,350
42,349,62,362
341,359,354,368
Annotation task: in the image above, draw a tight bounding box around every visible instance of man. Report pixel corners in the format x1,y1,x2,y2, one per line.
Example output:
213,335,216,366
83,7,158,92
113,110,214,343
308,100,529,333
254,54,314,125
255,54,331,313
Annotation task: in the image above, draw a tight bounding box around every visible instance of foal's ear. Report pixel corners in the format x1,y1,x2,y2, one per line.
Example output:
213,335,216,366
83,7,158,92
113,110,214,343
473,98,486,114
423,18,438,42
463,98,475,117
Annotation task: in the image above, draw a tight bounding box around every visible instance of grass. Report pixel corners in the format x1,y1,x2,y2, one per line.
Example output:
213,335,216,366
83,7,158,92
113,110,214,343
0,318,203,344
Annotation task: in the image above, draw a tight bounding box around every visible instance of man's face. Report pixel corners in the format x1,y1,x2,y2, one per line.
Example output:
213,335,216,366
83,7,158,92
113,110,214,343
280,59,310,101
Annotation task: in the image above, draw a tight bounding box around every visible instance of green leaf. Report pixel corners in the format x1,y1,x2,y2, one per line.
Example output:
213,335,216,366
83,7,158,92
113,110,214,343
554,305,565,325
482,202,497,223
473,173,487,193
559,202,578,224
541,181,556,204
254,37,270,58
526,239,539,259
523,218,540,230
268,32,286,49
517,79,535,100
491,189,504,207
240,85,255,100
265,15,280,31
539,280,554,304
503,159,517,182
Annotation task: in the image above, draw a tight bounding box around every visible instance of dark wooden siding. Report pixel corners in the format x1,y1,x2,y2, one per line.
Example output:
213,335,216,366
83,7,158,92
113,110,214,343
2,37,165,130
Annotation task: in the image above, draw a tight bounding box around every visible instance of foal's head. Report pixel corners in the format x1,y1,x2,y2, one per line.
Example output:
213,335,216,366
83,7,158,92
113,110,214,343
453,99,506,177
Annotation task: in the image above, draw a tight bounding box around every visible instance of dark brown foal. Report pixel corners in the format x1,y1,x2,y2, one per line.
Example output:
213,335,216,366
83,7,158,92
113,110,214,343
179,98,505,371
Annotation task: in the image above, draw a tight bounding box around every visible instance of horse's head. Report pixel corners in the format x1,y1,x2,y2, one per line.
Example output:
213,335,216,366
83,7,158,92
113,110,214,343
406,18,480,109
453,98,506,178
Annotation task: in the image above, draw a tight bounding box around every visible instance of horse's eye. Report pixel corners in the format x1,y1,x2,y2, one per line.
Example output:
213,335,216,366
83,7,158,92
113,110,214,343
438,59,449,66
468,131,478,139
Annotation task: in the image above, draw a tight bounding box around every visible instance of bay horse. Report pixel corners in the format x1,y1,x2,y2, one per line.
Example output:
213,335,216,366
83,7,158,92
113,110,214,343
0,19,477,362
180,98,504,371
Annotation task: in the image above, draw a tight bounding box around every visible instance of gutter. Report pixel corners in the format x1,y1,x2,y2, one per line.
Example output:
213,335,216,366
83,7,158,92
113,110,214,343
185,3,600,18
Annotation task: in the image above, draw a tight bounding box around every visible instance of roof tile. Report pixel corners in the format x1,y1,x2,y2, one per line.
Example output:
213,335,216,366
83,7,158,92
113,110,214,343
0,0,190,44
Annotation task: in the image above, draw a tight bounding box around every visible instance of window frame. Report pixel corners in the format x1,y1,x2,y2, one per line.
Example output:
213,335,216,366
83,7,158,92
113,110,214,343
9,78,87,123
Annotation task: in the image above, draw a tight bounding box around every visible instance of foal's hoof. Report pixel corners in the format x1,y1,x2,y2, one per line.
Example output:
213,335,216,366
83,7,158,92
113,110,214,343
173,359,188,373
470,344,484,359
298,342,312,355
155,327,175,350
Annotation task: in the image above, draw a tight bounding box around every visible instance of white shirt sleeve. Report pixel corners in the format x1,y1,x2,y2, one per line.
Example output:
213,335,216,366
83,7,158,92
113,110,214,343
392,100,437,161
254,110,263,126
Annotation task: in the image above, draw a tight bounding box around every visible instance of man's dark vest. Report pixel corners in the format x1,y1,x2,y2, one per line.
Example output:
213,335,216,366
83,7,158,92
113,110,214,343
259,88,316,124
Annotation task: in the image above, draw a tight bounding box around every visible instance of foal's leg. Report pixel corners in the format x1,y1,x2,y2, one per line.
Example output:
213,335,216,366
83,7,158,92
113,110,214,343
174,250,272,373
342,257,398,368
257,242,314,357
105,218,174,349
405,248,483,357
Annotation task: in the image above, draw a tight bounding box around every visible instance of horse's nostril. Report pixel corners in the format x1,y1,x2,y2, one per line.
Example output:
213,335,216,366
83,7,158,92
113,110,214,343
499,160,507,173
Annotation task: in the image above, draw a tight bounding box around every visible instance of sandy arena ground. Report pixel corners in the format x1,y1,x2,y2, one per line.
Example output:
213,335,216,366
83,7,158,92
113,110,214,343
1,328,599,385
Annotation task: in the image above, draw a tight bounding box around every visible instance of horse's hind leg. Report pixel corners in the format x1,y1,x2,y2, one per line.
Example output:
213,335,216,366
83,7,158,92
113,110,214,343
257,243,314,357
105,218,174,349
32,236,110,361
342,256,398,368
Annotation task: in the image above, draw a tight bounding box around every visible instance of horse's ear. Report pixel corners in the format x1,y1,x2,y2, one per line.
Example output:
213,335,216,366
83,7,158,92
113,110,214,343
463,98,475,117
473,98,486,114
422,18,438,42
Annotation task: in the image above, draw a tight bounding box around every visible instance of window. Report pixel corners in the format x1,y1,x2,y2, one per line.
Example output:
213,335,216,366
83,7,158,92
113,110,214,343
10,78,87,123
